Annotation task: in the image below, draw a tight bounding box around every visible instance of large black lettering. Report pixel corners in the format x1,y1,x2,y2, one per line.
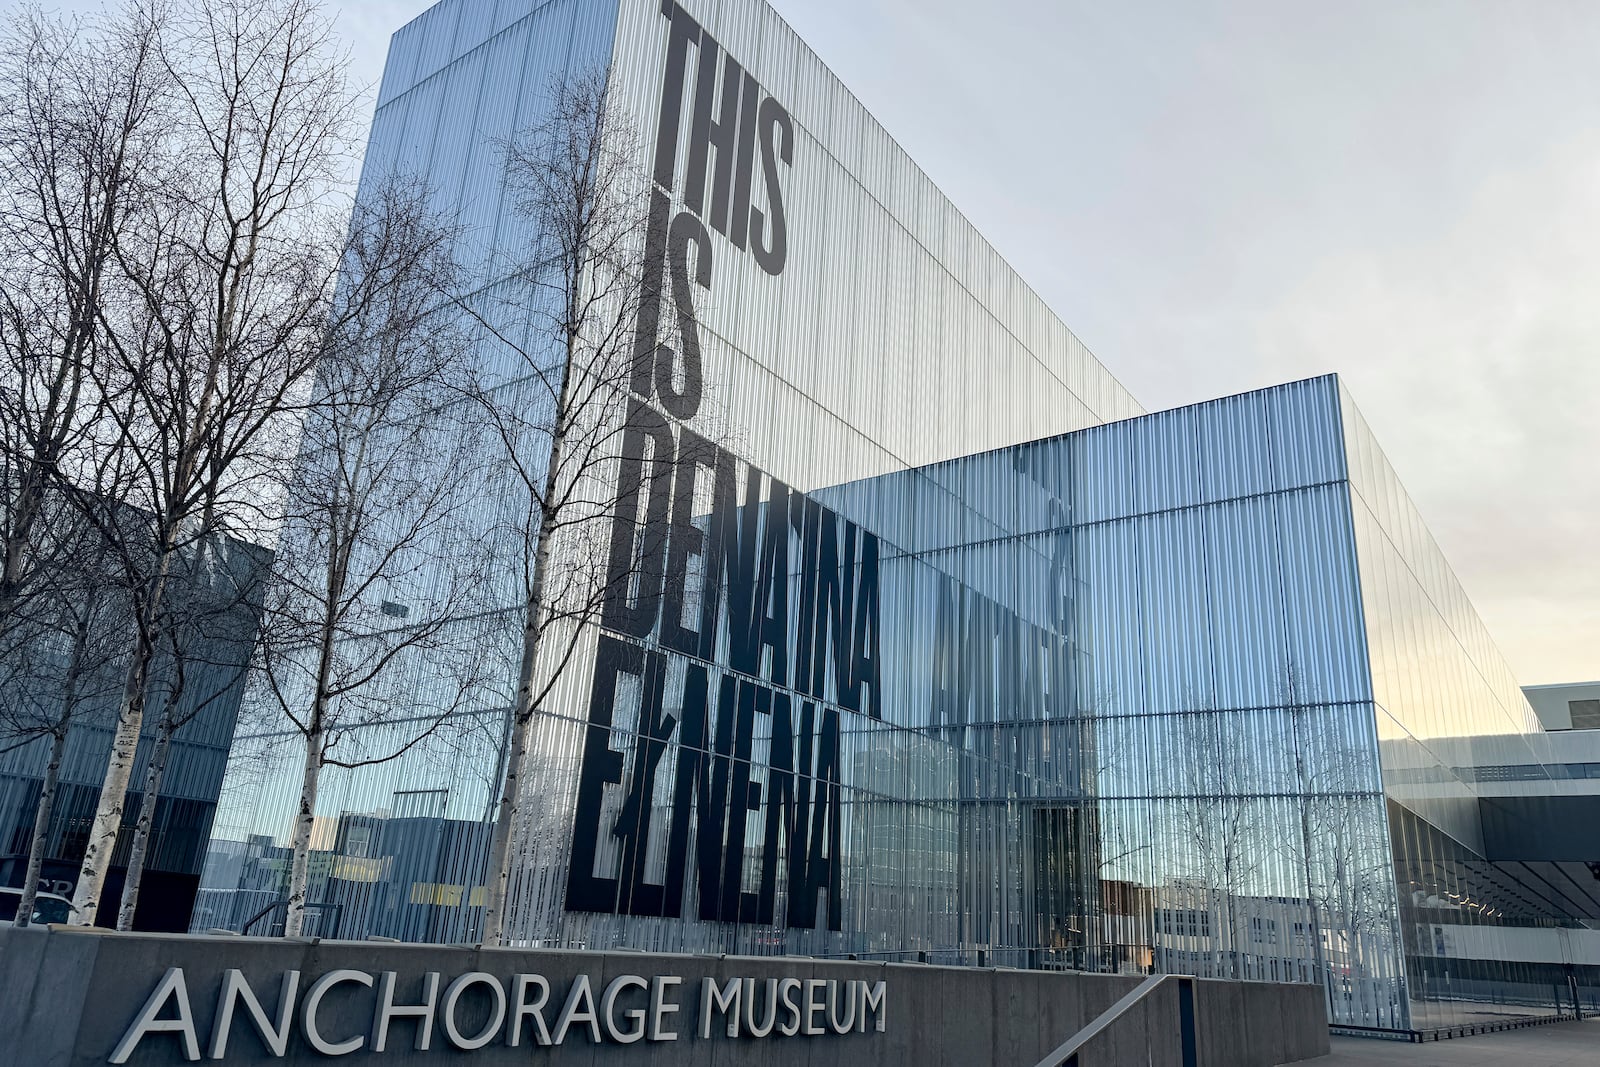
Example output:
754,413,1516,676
701,453,762,671
930,576,961,731
849,532,882,719
600,401,676,638
652,4,701,191
836,522,862,709
684,35,742,234
801,705,842,931
698,674,740,920
809,509,843,703
631,189,674,398
566,637,639,914
750,96,792,276
663,664,716,919
753,476,791,686
573,0,850,936
960,594,995,731
717,680,761,922
728,71,760,250
789,495,821,697
756,692,795,925
660,429,717,655
658,211,711,419
784,700,817,927
613,650,674,917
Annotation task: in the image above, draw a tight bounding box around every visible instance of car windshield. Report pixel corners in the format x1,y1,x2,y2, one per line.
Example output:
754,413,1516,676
31,897,73,924
0,893,17,921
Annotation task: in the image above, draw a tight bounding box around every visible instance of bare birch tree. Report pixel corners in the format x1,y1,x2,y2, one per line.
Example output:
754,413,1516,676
114,531,267,930
472,70,661,944
259,179,494,938
0,3,164,633
69,0,354,924
1281,666,1396,1023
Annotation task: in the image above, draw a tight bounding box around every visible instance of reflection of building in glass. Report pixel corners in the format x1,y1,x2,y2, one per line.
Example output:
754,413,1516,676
188,0,1597,1036
192,809,493,942
0,508,267,930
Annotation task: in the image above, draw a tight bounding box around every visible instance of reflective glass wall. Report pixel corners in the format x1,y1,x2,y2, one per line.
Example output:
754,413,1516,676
191,0,625,941
1340,387,1569,1029
195,0,1142,951
0,527,266,931
1053,378,1406,1029
492,375,1411,1030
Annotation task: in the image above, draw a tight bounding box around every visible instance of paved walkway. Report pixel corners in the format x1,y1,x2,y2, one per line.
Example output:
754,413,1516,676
1280,1019,1600,1066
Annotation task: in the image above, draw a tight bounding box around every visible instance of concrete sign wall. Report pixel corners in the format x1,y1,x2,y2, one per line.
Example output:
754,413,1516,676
0,927,1328,1067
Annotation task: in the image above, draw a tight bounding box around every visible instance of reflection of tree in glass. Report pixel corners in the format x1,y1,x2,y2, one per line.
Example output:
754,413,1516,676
1280,665,1400,1027
467,69,684,945
261,180,495,938
1168,703,1265,982
0,508,125,927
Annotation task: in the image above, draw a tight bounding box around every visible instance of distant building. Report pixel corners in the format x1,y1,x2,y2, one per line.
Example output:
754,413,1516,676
1523,681,1600,731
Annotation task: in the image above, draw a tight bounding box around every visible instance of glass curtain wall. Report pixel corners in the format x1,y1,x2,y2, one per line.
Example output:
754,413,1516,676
189,0,623,939
1341,387,1568,1029
1040,376,1405,1028
0,526,266,931
193,0,1144,955
491,376,1412,1031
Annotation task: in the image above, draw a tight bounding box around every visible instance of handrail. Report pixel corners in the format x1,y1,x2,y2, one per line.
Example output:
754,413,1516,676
1032,973,1197,1067
239,902,281,936
240,900,343,939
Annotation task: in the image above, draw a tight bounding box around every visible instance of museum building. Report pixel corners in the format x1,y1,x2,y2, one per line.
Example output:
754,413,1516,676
191,0,1597,1034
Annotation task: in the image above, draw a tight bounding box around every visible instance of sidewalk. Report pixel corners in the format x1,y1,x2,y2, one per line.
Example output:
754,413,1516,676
1280,1019,1600,1066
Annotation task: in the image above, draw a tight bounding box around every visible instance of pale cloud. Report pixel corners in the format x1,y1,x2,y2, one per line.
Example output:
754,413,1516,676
1253,135,1600,683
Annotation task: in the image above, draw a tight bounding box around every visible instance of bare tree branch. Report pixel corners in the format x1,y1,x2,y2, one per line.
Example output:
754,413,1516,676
472,68,676,945
258,175,497,937
66,0,357,926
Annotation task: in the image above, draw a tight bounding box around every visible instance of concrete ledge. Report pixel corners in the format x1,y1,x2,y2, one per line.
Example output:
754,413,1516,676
0,926,1330,1067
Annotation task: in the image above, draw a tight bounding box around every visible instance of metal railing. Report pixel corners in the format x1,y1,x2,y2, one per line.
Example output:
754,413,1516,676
240,900,344,939
1032,974,1197,1067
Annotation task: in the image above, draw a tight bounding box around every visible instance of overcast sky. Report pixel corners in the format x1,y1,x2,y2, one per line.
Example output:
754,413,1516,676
52,0,1600,686
779,0,1600,689
788,0,1600,692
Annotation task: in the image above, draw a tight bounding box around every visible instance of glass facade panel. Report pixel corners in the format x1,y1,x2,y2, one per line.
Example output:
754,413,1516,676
1339,384,1569,1029
1,528,267,931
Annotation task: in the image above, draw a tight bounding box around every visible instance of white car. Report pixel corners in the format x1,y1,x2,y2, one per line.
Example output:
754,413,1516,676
0,887,78,925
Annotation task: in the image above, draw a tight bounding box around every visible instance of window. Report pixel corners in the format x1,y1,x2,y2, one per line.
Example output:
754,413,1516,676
1569,699,1600,730
1250,916,1278,945
1158,908,1211,938
31,896,74,924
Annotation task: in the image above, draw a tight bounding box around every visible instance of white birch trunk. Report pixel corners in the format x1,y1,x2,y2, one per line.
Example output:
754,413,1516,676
283,728,323,937
480,331,574,945
14,730,68,928
115,719,173,930
69,632,151,921
70,545,173,924
478,595,544,944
